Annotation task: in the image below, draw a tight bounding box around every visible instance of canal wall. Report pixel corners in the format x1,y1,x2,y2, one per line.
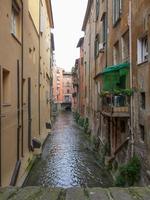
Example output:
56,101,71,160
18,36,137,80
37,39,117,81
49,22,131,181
0,186,150,200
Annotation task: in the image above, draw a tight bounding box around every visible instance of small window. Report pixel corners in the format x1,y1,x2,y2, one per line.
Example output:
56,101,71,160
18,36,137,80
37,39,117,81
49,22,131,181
2,69,11,105
113,0,122,25
11,0,21,40
67,89,70,94
121,31,129,62
139,125,145,141
137,35,148,64
113,41,120,65
40,5,45,33
140,92,146,109
96,0,100,20
102,13,107,44
95,34,99,58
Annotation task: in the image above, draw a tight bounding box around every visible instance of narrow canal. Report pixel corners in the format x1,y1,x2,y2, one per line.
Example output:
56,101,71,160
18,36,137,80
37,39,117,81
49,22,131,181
24,112,113,188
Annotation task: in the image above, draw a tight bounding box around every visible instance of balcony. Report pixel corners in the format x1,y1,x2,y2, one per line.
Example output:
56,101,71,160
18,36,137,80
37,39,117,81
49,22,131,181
102,94,130,117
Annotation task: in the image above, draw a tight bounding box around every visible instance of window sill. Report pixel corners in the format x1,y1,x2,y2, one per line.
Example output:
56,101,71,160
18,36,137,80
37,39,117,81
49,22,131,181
137,60,148,66
11,33,22,45
2,103,11,107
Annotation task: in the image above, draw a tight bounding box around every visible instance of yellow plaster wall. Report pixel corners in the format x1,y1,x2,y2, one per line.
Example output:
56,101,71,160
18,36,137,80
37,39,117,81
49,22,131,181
28,0,40,33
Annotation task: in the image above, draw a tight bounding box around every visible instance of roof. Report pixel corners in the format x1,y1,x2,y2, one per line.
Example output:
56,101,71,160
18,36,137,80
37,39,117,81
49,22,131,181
102,62,130,74
82,0,93,31
77,37,84,48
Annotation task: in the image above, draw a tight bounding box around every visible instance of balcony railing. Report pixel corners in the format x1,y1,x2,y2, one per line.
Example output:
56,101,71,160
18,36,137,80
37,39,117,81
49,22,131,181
102,95,130,117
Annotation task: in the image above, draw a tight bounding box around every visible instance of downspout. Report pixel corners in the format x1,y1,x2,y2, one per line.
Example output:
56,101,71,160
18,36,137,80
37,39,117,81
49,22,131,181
105,0,108,68
21,0,24,157
38,1,41,135
0,65,1,186
129,0,134,157
17,60,20,161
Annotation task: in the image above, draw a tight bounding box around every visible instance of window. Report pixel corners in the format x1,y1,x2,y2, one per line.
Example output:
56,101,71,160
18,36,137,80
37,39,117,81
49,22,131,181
96,0,100,20
102,13,107,44
139,125,145,142
2,69,11,105
11,0,21,40
40,5,45,33
67,89,70,94
113,0,122,25
140,92,146,109
121,31,129,62
113,41,120,64
95,34,99,58
65,95,69,102
137,35,148,64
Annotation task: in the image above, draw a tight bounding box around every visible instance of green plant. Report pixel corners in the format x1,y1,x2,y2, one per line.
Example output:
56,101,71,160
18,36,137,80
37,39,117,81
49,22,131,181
78,117,85,127
121,88,134,96
99,90,110,97
83,117,89,133
100,88,134,97
115,155,141,187
73,112,80,123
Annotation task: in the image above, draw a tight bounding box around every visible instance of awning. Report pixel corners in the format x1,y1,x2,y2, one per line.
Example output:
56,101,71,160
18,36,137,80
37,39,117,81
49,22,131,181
102,62,130,91
102,62,130,74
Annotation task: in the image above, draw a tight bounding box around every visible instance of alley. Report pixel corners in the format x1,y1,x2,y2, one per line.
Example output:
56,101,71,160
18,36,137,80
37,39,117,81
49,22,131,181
24,112,113,188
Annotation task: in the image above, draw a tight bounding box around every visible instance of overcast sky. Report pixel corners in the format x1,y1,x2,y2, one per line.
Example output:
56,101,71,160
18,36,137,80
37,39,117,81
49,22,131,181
51,0,88,72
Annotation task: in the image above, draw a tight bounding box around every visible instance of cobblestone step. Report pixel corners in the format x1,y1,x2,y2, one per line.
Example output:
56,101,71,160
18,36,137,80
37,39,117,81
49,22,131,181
0,186,150,200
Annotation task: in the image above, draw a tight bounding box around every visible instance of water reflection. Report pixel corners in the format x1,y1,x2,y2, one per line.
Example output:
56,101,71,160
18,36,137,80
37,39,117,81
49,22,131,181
24,112,113,188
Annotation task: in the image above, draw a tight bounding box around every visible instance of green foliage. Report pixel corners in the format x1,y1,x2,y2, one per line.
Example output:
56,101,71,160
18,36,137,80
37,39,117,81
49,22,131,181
115,155,141,187
115,174,126,187
99,90,110,97
100,88,134,97
78,117,85,127
73,112,80,123
83,118,89,133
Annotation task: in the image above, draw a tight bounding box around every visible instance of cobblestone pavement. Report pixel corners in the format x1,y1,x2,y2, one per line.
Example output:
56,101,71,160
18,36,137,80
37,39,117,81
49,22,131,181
1,186,150,200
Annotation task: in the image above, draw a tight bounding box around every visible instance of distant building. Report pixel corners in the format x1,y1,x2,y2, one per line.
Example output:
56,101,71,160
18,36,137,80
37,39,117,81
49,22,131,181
53,67,64,105
62,71,73,110
53,68,73,111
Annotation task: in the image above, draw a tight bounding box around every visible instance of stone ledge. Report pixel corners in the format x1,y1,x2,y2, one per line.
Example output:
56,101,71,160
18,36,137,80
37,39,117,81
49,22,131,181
0,186,150,200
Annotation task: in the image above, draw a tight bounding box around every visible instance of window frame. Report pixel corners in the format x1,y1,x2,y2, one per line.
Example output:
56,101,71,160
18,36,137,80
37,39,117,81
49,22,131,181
113,0,122,26
11,0,21,41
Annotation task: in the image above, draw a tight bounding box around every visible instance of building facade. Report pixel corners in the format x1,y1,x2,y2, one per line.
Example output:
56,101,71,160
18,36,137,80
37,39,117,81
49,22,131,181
0,0,54,186
52,66,64,107
80,0,150,184
62,72,73,110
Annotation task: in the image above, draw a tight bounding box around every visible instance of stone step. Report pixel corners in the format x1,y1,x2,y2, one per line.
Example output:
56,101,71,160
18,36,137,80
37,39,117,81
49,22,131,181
0,186,150,200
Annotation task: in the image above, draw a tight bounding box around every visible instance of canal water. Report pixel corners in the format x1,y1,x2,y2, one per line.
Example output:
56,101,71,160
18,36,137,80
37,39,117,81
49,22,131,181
24,112,113,188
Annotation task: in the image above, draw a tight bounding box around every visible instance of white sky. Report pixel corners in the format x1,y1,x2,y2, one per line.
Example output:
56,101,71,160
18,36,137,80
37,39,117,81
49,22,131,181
51,0,88,72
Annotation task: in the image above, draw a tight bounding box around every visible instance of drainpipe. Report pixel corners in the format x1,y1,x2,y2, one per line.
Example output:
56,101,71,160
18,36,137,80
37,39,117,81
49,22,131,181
21,0,24,157
0,65,1,186
38,1,41,135
105,0,108,68
129,0,134,157
17,60,20,161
